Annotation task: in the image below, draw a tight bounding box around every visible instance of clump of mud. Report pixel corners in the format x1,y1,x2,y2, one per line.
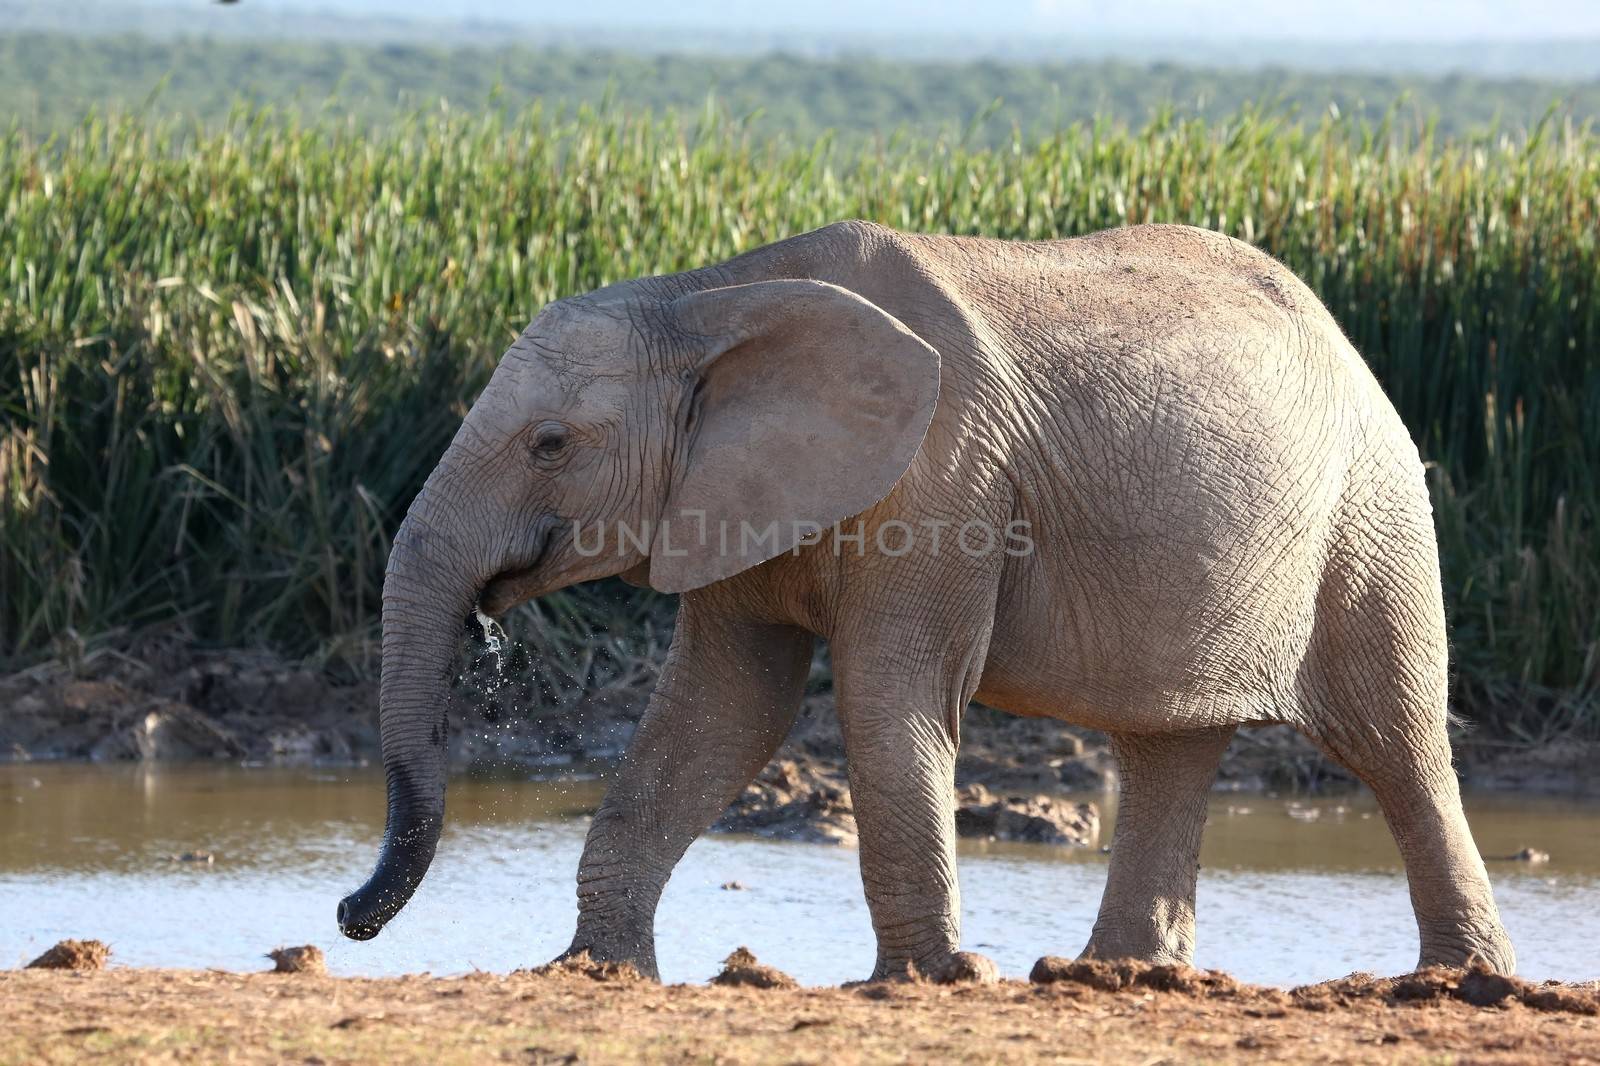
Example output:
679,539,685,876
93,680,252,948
1030,956,1257,1000
525,951,644,983
711,947,798,990
27,939,111,971
1029,956,1600,1016
267,945,327,975
1027,956,1599,1017
1295,960,1600,1015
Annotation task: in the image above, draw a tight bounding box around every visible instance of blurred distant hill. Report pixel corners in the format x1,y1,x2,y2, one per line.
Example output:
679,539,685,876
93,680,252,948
2,1,1597,139
7,0,1600,79
5,32,1597,142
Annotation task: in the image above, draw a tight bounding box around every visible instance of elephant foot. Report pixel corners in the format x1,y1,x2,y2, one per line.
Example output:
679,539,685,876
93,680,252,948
546,939,659,982
923,950,1000,985
1080,926,1194,968
868,950,999,986
1418,919,1516,976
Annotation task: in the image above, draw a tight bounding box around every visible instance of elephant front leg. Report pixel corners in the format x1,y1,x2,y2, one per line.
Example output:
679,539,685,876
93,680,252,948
565,605,813,978
834,638,998,985
1081,727,1234,965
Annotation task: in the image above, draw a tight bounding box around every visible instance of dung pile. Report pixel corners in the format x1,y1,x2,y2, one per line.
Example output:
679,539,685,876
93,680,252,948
267,945,327,975
711,947,798,990
26,939,111,971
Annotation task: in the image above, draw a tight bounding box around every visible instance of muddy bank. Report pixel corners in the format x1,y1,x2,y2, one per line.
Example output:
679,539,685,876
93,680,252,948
712,698,1108,847
3,958,1597,1065
2,642,1594,854
0,639,645,770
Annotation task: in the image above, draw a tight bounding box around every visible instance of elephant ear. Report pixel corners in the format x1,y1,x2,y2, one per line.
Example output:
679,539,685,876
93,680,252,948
648,279,941,593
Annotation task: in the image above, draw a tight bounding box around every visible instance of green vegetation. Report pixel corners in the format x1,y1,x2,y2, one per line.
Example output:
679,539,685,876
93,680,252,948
5,31,1600,144
2,105,1596,736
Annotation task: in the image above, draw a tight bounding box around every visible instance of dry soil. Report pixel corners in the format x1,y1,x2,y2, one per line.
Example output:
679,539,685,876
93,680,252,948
4,955,1598,1065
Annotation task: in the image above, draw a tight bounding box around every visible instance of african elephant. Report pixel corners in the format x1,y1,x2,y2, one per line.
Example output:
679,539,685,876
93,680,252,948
337,220,1515,981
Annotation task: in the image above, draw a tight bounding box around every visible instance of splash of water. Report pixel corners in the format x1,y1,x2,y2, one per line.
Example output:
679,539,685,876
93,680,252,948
474,607,509,672
469,608,515,763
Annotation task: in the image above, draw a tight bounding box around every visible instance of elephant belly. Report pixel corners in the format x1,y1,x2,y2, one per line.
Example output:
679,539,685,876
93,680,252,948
974,476,1334,735
975,569,1312,733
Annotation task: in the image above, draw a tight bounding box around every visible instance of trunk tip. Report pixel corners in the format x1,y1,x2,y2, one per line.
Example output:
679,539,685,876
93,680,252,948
336,892,388,941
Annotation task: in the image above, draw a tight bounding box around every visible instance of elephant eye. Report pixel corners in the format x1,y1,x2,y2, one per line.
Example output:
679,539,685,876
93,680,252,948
529,423,571,461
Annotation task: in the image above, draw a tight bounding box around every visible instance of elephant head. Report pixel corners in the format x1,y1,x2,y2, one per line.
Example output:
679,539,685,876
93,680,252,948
336,277,940,940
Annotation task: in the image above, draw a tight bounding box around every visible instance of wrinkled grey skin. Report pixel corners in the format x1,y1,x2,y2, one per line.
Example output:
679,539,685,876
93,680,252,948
339,221,1515,981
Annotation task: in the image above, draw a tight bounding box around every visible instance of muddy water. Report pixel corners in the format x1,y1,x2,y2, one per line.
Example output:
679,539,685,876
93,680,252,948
2,764,1595,986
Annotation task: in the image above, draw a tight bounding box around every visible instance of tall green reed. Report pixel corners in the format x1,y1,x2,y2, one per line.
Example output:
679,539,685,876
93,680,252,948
2,105,1595,733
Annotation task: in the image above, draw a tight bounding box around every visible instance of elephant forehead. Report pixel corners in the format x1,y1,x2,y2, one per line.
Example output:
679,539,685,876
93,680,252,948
517,296,642,376
488,354,565,407
485,336,633,429
477,295,655,431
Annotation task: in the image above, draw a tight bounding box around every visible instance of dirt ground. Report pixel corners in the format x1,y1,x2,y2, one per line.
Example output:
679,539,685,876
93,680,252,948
5,957,1598,1065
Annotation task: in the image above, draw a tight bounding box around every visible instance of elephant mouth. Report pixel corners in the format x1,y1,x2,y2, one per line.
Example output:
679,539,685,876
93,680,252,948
477,567,538,617
475,519,561,617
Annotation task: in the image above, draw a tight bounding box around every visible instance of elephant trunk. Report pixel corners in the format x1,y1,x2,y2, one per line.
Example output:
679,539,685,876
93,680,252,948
338,485,481,941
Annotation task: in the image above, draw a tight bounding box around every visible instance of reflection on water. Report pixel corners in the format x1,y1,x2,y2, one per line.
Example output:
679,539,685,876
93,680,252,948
2,764,1595,985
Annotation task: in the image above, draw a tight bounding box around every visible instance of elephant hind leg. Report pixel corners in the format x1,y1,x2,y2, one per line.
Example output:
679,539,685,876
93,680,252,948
1081,726,1235,966
1298,544,1515,974
1309,713,1514,973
